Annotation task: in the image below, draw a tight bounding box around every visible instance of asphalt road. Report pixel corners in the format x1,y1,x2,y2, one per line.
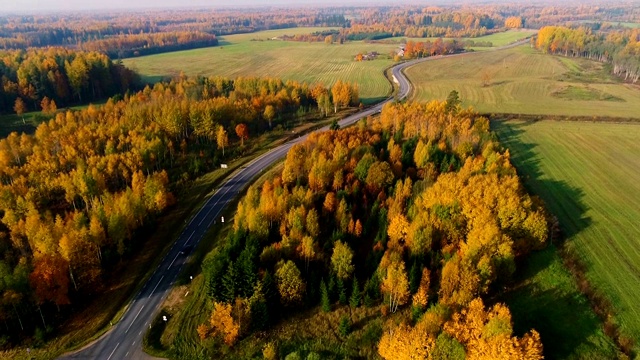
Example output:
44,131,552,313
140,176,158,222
59,38,531,360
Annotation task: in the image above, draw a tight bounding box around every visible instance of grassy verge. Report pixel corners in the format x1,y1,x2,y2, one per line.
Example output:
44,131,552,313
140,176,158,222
493,119,640,358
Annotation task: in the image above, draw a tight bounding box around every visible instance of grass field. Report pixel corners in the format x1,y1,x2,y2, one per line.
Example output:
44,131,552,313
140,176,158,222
0,112,41,138
0,100,106,138
502,246,617,359
615,22,640,28
389,29,537,49
123,28,399,104
494,119,640,356
406,45,640,118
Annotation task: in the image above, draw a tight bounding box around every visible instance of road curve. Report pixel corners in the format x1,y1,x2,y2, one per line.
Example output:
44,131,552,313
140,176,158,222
59,38,532,360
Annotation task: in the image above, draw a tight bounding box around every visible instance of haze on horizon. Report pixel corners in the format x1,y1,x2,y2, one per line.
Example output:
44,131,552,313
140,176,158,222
2,0,422,13
1,0,562,13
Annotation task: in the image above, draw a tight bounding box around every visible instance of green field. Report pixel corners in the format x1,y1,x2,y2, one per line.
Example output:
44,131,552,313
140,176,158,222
0,112,40,138
0,100,106,138
389,29,537,49
503,246,617,359
494,119,640,355
614,22,640,28
406,45,640,118
123,28,399,103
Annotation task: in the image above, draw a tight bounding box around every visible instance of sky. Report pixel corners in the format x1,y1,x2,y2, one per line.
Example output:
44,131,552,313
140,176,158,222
1,0,431,13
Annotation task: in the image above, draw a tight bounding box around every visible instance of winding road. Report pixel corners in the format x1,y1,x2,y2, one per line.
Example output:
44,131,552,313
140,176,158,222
60,38,532,360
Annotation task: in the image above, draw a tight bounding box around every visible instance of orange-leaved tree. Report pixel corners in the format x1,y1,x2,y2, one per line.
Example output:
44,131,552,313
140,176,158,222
235,123,249,146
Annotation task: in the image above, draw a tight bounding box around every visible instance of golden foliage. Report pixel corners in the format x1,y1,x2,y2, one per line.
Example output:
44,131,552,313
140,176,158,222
275,260,306,306
380,259,410,313
262,342,278,360
378,321,436,360
331,240,355,280
444,298,544,360
209,302,240,346
412,267,431,308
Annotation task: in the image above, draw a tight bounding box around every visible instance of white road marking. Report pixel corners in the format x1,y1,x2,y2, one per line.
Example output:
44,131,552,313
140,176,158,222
183,230,196,246
125,305,145,334
167,252,181,270
106,343,120,360
150,275,164,296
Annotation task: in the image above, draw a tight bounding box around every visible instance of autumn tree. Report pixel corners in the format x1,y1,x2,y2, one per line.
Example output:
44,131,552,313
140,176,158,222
40,96,57,115
14,98,26,123
29,255,71,308
263,105,276,129
365,161,394,194
380,259,410,313
331,240,355,280
439,256,480,307
318,93,331,117
330,80,358,113
412,268,430,309
216,125,229,156
235,123,249,146
275,260,306,306
66,56,89,102
387,214,409,249
282,143,306,185
207,302,240,346
300,235,315,270
504,16,523,28
378,321,435,360
444,298,544,359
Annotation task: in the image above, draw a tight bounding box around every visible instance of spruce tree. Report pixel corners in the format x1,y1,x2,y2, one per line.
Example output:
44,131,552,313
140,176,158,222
349,278,361,308
338,278,347,305
338,316,350,337
328,275,336,301
250,299,269,331
320,279,331,312
222,261,237,302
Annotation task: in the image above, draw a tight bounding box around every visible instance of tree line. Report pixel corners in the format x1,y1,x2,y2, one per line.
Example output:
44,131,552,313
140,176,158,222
2,4,637,53
536,26,640,83
0,74,358,348
79,32,219,59
0,8,347,51
197,97,547,358
0,48,139,114
402,39,464,59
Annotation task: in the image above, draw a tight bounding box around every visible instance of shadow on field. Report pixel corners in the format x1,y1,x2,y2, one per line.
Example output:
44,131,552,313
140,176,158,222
491,119,608,358
504,247,610,359
361,96,387,105
492,119,592,239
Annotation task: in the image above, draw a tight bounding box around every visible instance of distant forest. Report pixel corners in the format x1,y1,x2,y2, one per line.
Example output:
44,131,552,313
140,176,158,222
1,4,639,58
